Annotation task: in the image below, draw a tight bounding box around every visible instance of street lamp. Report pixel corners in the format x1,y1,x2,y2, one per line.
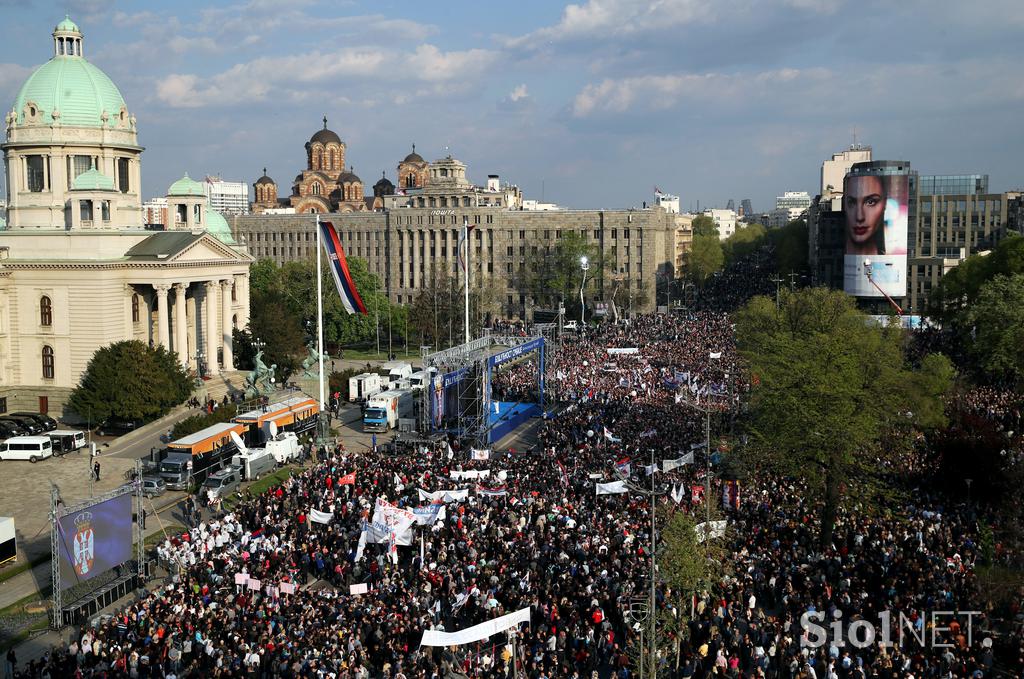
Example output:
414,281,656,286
195,349,205,379
579,255,590,325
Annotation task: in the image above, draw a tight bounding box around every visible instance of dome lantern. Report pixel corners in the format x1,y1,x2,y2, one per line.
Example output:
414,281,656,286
53,15,83,58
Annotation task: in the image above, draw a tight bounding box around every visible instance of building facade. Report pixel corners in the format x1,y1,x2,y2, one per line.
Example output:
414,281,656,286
703,208,738,240
808,151,1020,313
233,204,679,315
0,18,251,417
204,176,249,214
821,145,872,195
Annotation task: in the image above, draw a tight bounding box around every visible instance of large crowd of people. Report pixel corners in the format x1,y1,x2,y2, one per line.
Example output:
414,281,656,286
12,301,1024,678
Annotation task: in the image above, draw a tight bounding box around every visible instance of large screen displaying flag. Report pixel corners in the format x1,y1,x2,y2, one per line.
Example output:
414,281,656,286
56,494,133,591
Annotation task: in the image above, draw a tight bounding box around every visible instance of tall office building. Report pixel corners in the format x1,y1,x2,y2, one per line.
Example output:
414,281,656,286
739,199,753,217
821,145,872,196
204,176,249,214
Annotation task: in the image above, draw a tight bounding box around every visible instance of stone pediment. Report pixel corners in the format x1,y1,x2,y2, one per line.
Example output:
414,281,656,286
124,231,249,264
171,234,247,262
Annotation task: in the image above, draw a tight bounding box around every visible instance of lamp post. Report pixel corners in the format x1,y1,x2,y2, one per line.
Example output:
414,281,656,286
579,255,590,325
616,448,664,678
195,349,206,379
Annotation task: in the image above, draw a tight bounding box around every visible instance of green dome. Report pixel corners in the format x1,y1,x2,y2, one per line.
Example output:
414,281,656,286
204,207,236,245
13,53,127,128
55,16,80,33
71,167,115,191
168,173,205,197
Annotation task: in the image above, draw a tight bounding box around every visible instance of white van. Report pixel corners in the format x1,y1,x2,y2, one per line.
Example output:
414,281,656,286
48,430,87,455
0,436,54,462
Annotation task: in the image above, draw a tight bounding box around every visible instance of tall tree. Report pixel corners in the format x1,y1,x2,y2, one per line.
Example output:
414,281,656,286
966,273,1024,384
722,223,766,265
735,288,953,546
68,340,191,423
770,219,809,275
691,214,719,238
927,234,1024,325
517,231,603,317
688,233,724,286
248,287,306,379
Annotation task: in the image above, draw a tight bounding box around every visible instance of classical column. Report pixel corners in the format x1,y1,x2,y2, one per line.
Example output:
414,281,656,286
235,273,250,328
154,284,171,350
205,281,219,373
411,229,419,291
220,279,234,370
173,283,188,367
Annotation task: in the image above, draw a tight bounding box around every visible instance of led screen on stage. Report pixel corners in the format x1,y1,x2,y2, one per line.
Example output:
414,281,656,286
57,494,132,591
843,173,909,298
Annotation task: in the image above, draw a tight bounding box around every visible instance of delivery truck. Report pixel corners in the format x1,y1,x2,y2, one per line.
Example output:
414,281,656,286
348,372,383,402
363,389,415,432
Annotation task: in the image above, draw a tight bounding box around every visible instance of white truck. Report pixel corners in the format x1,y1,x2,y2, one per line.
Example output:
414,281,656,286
382,361,413,389
348,372,383,403
229,428,301,471
408,370,428,391
363,389,415,432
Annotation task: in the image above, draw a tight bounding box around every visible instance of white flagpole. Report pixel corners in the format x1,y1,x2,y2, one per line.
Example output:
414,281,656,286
463,217,470,344
315,214,326,420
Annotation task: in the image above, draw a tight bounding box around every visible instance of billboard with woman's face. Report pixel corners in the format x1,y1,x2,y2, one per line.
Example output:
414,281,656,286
842,173,909,297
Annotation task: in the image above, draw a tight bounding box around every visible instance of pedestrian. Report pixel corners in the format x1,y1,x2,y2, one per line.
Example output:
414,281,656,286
5,647,15,679
93,460,101,481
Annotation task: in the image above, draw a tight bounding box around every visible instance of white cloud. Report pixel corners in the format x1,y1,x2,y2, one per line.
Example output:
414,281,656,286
412,45,498,82
154,44,496,108
509,84,529,102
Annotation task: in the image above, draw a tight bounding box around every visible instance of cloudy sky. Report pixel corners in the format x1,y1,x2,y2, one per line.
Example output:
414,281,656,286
2,0,1022,211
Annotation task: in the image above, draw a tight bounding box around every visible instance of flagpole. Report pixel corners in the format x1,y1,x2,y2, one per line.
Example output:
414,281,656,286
463,218,470,344
315,214,326,421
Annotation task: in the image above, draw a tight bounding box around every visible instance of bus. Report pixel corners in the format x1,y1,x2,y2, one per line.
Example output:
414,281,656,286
233,396,320,445
156,421,246,489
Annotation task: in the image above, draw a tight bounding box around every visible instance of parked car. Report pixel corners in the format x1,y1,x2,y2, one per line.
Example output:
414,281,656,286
11,412,58,432
96,418,145,437
0,417,34,436
0,421,26,439
140,475,166,497
202,469,240,501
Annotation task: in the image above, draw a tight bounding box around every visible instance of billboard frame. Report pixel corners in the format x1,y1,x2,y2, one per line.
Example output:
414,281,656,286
49,473,144,629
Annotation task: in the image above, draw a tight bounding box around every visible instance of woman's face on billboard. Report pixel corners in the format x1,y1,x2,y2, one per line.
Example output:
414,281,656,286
844,175,885,247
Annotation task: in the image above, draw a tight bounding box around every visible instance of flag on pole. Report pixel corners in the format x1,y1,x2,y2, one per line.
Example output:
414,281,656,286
603,427,621,443
614,457,631,477
457,220,476,272
319,220,368,315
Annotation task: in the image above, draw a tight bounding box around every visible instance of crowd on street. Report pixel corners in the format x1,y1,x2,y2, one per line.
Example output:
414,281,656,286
11,294,1024,677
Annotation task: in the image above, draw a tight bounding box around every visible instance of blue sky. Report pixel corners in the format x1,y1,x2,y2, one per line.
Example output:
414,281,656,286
2,0,1022,211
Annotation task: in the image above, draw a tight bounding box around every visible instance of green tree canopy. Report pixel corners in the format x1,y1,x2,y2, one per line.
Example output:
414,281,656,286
517,231,604,315
966,273,1024,384
926,234,1024,325
691,214,719,238
722,223,767,265
735,288,953,546
770,219,808,274
688,233,724,286
68,340,191,423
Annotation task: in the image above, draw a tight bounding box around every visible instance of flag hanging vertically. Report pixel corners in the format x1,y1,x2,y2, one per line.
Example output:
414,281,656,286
319,220,368,315
457,219,476,272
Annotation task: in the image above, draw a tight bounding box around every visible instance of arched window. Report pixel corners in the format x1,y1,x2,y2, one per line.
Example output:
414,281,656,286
40,296,52,327
131,294,140,323
328,149,335,169
406,174,415,188
42,346,54,379
312,182,321,196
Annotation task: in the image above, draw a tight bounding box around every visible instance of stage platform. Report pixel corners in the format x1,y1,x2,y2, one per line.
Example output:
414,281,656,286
488,401,541,444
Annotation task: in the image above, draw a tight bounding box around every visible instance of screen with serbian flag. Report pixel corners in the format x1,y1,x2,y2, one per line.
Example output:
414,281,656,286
319,220,368,315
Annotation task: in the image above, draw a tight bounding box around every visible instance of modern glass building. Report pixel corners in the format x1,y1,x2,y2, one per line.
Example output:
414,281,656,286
918,174,989,196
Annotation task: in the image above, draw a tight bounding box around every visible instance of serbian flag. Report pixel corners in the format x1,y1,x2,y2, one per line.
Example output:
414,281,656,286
319,220,368,315
457,218,476,272
338,471,356,486
614,457,631,477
